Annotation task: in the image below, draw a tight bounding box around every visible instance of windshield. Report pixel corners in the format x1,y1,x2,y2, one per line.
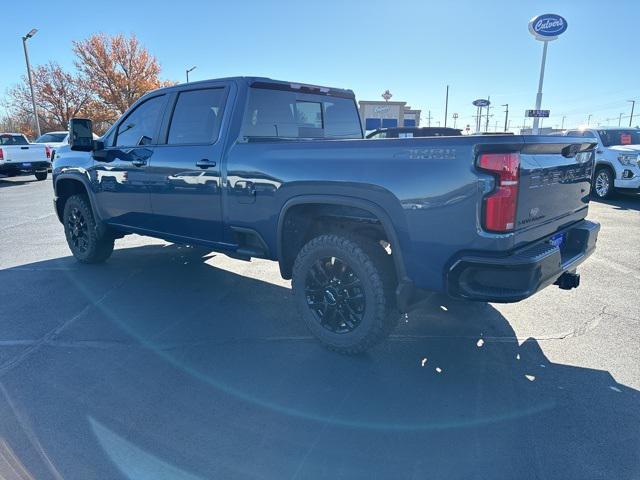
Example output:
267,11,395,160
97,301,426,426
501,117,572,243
0,134,28,145
35,133,67,143
598,129,640,147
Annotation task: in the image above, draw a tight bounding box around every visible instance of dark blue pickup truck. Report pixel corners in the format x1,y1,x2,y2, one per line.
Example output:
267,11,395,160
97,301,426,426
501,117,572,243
53,77,600,353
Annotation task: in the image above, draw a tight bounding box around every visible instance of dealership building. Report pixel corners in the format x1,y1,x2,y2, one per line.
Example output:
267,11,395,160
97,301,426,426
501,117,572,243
358,99,421,131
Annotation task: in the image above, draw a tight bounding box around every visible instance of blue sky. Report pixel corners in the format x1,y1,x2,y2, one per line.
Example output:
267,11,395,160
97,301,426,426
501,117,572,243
1,0,638,131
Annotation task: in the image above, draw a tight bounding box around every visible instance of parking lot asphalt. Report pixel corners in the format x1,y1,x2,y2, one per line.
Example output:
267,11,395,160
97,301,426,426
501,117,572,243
0,175,638,480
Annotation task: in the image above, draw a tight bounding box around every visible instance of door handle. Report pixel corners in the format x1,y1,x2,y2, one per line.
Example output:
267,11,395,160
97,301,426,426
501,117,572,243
131,159,147,167
196,159,216,169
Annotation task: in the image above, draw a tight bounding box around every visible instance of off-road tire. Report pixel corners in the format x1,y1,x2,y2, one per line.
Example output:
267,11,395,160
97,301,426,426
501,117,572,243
292,234,399,354
63,194,114,264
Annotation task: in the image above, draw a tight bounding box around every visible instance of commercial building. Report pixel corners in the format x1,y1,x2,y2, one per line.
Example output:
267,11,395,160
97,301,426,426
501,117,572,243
358,100,421,131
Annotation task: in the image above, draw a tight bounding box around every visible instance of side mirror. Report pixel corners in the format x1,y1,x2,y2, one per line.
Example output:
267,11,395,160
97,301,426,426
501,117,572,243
69,118,94,152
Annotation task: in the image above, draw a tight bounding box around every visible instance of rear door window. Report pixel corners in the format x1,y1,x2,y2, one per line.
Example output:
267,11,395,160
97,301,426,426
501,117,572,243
167,88,227,144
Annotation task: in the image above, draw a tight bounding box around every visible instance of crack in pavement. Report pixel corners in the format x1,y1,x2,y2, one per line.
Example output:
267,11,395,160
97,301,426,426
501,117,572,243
0,269,141,378
0,214,56,233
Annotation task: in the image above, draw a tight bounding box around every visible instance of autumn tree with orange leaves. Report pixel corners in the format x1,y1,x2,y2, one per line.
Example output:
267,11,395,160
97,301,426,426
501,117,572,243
3,33,173,139
7,62,98,136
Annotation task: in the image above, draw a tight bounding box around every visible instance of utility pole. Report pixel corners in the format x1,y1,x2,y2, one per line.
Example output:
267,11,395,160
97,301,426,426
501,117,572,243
452,112,459,128
628,100,636,127
444,85,449,127
587,114,592,126
561,115,566,130
618,113,624,127
186,65,197,83
502,104,509,132
426,110,433,127
22,28,40,138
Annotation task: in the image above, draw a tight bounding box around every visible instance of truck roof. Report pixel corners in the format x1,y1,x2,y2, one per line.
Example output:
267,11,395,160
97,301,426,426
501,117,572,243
152,76,356,99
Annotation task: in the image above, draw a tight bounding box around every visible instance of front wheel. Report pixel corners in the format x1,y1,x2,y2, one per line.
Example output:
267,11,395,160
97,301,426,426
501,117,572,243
592,166,614,199
34,171,47,181
292,234,398,354
63,194,114,264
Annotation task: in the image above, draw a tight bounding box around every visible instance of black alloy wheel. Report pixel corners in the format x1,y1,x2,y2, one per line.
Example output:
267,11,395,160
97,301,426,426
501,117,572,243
304,256,366,334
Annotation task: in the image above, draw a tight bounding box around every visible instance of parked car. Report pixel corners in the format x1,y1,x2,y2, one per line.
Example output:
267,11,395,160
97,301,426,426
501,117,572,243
564,127,640,198
34,130,98,161
367,127,462,139
52,77,599,353
0,133,50,180
33,131,69,148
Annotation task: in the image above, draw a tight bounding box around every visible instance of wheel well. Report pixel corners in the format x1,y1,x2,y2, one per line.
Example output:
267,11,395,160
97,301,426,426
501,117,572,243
278,203,397,280
595,163,615,175
55,178,89,221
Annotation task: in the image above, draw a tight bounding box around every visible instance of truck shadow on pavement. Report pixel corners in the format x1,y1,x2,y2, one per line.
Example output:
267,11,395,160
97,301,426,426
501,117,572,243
0,177,36,188
0,244,638,480
591,192,640,211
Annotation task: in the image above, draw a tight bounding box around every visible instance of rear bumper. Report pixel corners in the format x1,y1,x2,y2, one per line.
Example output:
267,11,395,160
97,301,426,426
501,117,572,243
447,219,600,302
0,161,50,174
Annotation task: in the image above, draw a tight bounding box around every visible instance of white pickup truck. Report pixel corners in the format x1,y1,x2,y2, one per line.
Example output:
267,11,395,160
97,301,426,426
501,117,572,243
0,133,51,180
564,127,640,198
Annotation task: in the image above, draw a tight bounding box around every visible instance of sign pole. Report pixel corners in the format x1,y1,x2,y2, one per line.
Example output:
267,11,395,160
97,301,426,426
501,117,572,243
444,85,449,128
532,40,548,135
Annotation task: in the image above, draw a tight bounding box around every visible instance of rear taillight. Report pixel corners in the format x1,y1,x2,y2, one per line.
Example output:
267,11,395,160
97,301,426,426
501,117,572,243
45,145,51,159
0,148,3,161
478,152,520,232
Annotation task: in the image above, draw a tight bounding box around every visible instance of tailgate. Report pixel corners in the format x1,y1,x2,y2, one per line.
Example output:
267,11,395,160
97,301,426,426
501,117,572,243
2,145,47,163
515,136,596,246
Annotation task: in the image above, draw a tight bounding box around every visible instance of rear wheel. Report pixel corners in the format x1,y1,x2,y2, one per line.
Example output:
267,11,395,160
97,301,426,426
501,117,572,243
63,194,114,263
292,234,398,354
34,171,47,181
592,166,614,199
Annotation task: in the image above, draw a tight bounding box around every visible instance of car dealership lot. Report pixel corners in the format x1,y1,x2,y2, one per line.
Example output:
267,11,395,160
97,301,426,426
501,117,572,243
0,176,638,479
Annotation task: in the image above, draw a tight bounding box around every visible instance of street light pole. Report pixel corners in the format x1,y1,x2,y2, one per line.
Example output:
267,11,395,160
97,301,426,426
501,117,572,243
628,100,636,127
186,66,197,83
618,113,623,127
587,114,592,126
502,104,509,132
561,115,566,130
22,28,40,138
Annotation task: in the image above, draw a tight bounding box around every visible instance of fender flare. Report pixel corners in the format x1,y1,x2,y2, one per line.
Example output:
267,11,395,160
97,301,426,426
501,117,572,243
276,194,408,281
54,172,102,224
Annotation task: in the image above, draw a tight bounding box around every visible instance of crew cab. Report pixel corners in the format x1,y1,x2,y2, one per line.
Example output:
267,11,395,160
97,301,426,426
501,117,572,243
52,77,600,353
0,133,51,180
564,127,640,198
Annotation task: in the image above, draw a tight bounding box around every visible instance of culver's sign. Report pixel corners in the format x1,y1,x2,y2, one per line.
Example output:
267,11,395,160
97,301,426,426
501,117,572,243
374,105,391,114
528,14,567,41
